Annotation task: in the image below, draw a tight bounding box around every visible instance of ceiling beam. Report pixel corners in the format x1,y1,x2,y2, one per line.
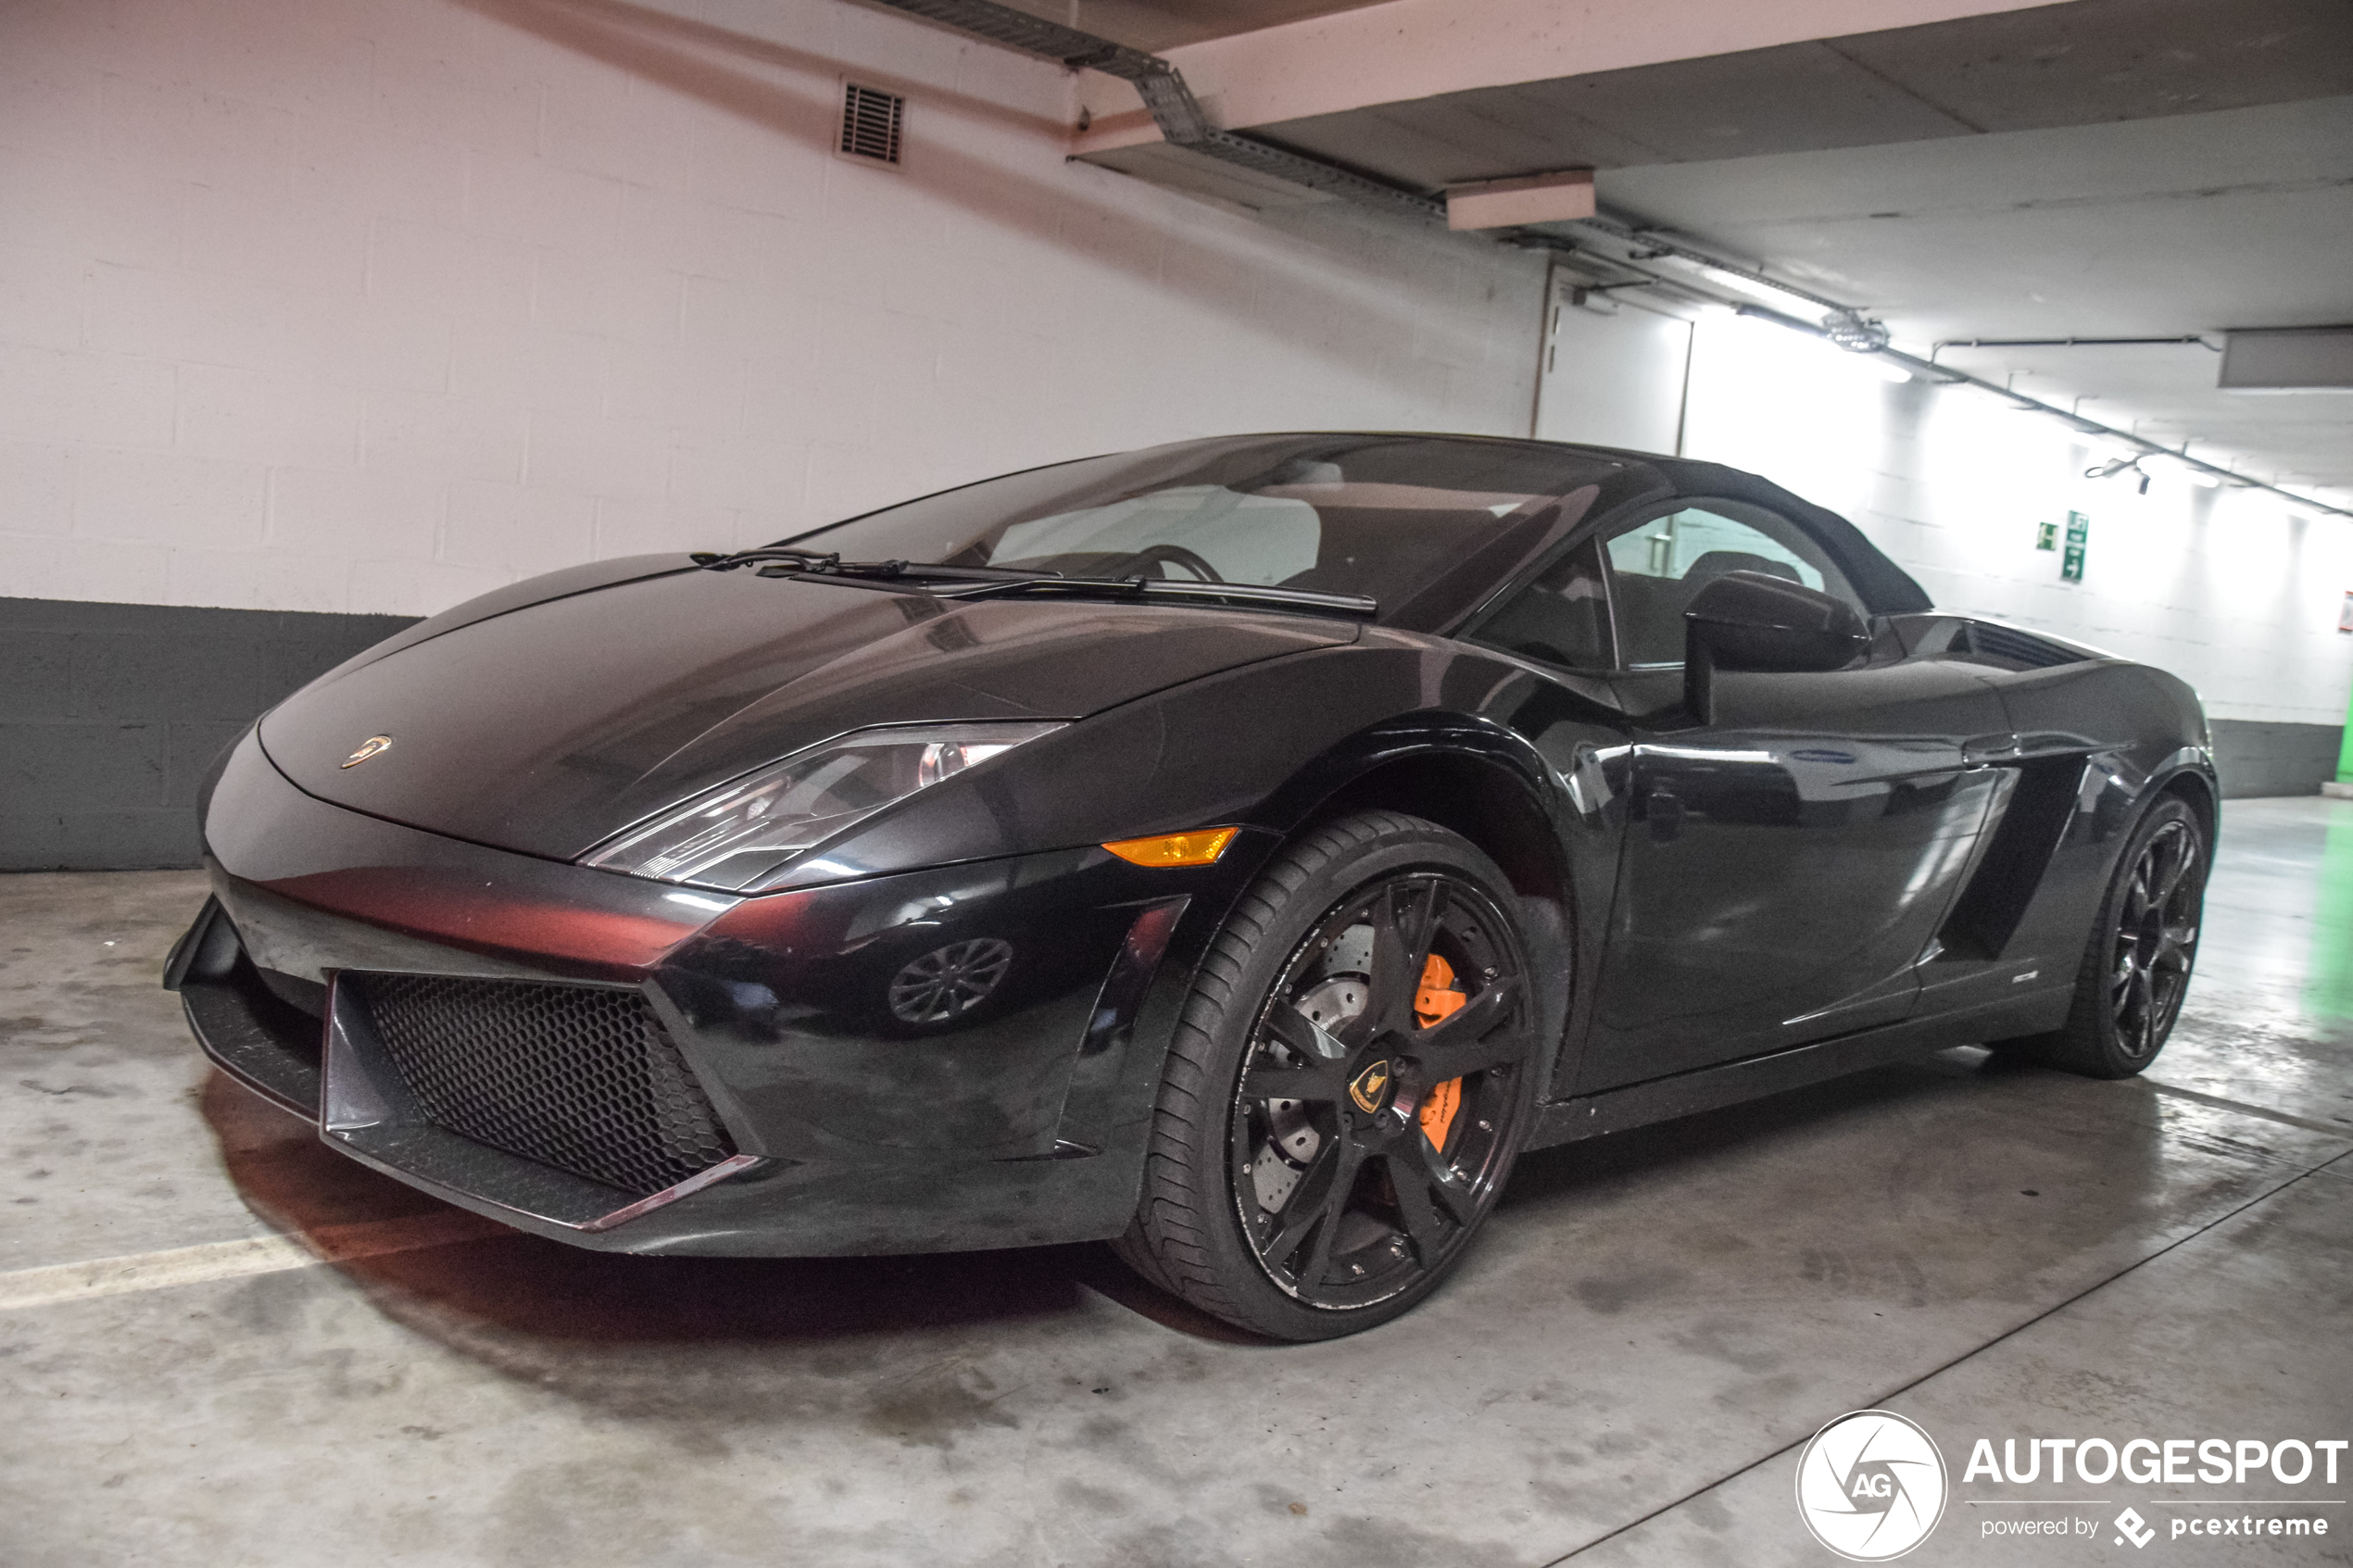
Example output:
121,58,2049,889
2221,328,2353,392
1073,0,2071,153
1447,171,1596,231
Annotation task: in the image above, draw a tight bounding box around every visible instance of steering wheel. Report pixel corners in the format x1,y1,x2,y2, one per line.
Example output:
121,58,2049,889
1128,543,1225,583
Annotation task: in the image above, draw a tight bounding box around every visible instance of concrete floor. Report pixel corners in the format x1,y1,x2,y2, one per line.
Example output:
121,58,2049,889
3,800,2348,1567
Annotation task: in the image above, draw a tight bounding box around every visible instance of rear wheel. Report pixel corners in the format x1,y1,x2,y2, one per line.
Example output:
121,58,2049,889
1115,811,1543,1340
1994,793,2207,1078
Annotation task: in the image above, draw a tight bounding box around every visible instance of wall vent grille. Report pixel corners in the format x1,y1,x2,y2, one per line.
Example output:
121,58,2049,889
840,83,905,166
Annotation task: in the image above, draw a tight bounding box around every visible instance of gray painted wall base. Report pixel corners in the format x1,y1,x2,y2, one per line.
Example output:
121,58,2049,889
2208,717,2341,801
1,597,2341,871
2,597,417,872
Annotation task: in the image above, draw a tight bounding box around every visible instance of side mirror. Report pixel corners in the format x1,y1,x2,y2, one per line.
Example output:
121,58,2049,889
1682,571,1869,722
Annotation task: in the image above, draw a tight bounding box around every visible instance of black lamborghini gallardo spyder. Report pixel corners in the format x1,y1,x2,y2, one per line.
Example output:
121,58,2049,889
170,433,2214,1338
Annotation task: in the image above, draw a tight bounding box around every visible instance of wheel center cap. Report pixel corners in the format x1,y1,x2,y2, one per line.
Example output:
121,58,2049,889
1348,1059,1393,1116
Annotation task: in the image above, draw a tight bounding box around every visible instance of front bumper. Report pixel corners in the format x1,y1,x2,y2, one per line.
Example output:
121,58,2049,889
172,730,1255,1255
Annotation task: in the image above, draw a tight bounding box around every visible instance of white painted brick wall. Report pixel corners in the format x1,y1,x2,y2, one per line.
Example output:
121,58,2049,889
0,0,1546,617
1680,313,2353,727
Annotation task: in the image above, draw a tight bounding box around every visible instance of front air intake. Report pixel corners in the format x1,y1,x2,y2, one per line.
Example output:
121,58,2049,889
358,976,736,1198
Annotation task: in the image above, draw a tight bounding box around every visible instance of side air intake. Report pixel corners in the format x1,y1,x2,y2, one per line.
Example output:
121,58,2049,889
1936,757,2086,960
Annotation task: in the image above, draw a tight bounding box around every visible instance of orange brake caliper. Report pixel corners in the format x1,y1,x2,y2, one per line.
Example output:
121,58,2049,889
1414,954,1466,1151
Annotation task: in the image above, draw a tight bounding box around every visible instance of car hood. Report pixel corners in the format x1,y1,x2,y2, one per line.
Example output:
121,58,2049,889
258,564,1354,861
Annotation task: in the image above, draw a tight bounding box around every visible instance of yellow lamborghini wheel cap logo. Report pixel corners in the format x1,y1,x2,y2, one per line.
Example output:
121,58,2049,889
341,734,393,768
1348,1060,1391,1114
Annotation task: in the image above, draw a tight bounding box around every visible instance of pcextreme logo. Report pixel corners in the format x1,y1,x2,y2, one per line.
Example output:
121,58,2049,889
1795,1411,1950,1561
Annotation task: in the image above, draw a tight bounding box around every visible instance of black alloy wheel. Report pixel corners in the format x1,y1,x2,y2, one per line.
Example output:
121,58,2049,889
2108,814,2202,1060
1116,810,1544,1339
1996,793,2207,1078
1233,872,1526,1308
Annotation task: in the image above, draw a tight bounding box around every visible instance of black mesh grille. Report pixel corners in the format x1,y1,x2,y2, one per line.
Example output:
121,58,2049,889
361,976,735,1198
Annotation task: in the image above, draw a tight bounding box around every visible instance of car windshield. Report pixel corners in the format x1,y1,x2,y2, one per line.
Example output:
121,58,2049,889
778,435,1620,624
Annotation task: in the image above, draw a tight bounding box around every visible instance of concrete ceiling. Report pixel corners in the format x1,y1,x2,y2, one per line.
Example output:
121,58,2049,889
1070,0,2353,506
996,0,1389,54
1254,0,2353,183
1590,94,2353,497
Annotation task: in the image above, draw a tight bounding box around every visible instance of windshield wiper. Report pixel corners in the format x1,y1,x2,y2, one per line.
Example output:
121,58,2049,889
692,549,1377,618
689,548,1048,583
939,576,1378,618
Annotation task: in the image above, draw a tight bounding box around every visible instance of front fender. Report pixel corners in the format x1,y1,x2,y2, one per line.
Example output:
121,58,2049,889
794,633,1629,876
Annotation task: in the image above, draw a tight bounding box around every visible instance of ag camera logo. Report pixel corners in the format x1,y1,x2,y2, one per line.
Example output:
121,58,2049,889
1795,1410,1949,1561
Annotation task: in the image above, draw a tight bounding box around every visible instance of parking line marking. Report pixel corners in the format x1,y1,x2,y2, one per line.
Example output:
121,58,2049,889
0,1210,510,1312
1546,1157,2342,1563
2146,1081,2353,1141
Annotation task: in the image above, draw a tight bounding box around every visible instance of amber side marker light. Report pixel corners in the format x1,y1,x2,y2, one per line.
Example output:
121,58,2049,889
1101,826,1239,867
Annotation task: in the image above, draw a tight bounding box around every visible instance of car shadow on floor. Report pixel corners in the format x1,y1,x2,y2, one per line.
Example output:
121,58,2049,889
198,1069,1266,1352
196,1047,2069,1361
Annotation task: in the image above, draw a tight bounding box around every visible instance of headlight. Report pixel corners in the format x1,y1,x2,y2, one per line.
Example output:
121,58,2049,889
580,721,1065,891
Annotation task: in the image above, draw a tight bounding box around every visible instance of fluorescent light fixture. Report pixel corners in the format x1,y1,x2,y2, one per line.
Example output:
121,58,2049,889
1688,261,1806,308
2144,453,2223,488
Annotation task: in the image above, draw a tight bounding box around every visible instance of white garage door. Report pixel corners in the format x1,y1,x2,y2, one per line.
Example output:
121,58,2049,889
1531,274,1694,458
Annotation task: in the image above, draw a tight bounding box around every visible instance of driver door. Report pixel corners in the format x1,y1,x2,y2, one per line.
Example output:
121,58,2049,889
1579,502,2010,1090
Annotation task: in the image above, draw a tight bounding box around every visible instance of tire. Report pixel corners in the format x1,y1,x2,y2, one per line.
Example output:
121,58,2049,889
1114,810,1546,1340
1993,793,2207,1079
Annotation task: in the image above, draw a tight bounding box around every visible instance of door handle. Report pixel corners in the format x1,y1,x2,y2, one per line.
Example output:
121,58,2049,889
1962,733,2021,766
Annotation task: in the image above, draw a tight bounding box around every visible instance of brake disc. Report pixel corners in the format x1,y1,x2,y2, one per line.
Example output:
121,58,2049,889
1250,970,1368,1212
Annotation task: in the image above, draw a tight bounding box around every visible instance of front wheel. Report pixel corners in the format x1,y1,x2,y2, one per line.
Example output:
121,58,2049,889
1994,792,2207,1078
1114,811,1544,1340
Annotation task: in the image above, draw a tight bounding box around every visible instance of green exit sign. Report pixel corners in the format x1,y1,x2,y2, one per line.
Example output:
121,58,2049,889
2061,510,2088,582
2036,521,2057,550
